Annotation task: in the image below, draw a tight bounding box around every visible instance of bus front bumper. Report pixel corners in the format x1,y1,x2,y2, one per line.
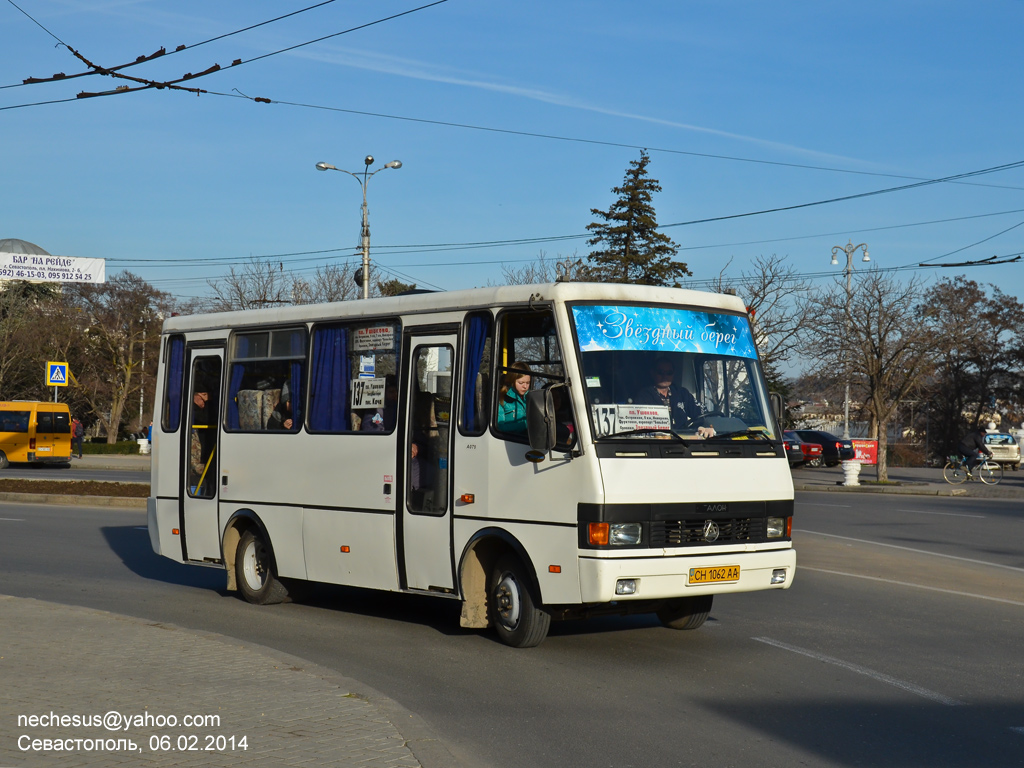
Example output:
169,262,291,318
577,547,796,603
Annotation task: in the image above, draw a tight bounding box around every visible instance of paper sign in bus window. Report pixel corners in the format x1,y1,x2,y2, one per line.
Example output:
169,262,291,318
351,377,386,408
592,404,671,436
353,326,395,352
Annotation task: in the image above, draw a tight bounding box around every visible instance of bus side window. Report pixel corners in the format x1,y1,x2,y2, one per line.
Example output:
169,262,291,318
308,321,401,433
460,311,493,436
226,328,307,432
162,335,185,432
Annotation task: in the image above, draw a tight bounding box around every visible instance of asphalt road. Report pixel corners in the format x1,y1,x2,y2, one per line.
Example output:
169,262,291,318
0,491,1021,768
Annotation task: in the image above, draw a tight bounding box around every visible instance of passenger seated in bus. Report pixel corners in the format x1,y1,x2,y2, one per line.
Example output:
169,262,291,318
267,381,294,430
632,357,714,438
360,375,399,432
497,366,531,434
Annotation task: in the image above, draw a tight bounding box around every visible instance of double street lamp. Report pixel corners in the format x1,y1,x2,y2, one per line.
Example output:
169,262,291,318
316,155,402,300
830,240,870,440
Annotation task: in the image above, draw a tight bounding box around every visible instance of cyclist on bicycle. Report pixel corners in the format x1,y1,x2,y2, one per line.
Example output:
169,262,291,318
958,424,993,475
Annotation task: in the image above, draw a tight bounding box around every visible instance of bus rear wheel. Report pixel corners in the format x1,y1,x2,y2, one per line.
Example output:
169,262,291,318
488,554,551,648
657,594,713,630
0,451,8,470
235,529,289,605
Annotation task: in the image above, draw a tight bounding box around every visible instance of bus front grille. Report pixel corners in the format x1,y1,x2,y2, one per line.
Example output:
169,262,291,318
650,518,766,546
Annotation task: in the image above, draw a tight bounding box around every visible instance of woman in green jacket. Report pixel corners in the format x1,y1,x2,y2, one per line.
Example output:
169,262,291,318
497,367,531,434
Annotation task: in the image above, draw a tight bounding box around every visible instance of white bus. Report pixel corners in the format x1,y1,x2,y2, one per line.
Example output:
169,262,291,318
148,282,795,647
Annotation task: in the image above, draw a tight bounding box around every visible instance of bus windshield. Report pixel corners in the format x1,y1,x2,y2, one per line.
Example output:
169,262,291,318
570,303,777,441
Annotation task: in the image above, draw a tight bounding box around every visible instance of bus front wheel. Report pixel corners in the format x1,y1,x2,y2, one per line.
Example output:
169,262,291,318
0,451,8,470
488,554,551,648
235,529,289,605
657,594,713,630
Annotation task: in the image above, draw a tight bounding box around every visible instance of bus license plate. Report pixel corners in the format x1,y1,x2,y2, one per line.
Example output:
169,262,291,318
688,565,740,584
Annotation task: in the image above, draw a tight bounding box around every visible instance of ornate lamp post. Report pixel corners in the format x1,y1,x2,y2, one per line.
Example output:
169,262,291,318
830,240,870,441
316,155,402,300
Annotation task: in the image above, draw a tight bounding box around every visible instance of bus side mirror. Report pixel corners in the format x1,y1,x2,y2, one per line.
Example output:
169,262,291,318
526,389,556,453
769,392,784,425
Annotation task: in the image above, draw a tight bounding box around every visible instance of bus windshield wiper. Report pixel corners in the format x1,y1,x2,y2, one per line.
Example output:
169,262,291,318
600,427,686,442
708,428,778,445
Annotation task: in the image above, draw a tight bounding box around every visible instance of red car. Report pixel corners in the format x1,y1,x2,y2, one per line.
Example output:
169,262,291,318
784,431,823,468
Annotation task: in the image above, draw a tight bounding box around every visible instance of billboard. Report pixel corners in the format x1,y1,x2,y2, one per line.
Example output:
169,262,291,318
0,252,105,284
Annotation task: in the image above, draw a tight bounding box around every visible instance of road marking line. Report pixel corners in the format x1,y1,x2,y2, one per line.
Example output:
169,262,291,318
0,517,25,521
753,637,964,706
800,530,1024,574
800,566,1024,607
896,508,986,518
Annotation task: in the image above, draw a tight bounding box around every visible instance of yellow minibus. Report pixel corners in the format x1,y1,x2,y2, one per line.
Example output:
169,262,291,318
0,401,73,468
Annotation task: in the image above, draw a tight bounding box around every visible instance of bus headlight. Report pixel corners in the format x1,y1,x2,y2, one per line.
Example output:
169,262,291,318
609,523,642,546
766,517,786,538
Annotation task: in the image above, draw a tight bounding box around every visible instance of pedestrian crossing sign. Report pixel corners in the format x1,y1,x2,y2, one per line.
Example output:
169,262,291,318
46,361,69,387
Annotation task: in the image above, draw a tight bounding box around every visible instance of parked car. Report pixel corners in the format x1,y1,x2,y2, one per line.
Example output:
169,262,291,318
793,430,854,467
984,432,1021,471
783,432,805,467
784,431,823,468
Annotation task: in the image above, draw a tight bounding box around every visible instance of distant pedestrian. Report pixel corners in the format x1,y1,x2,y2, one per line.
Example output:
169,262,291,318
147,421,153,443
72,417,84,459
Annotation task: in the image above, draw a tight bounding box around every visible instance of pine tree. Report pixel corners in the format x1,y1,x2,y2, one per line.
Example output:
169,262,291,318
585,150,690,286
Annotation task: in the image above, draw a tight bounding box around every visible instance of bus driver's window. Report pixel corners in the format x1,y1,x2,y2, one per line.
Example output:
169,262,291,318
494,309,575,447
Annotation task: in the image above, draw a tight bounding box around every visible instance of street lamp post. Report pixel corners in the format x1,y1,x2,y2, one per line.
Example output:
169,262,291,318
316,155,402,300
830,240,870,441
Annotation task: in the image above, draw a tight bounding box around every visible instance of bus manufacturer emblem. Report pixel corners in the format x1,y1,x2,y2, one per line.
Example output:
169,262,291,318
703,520,720,542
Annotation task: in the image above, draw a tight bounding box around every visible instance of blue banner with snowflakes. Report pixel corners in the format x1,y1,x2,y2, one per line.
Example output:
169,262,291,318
571,305,758,358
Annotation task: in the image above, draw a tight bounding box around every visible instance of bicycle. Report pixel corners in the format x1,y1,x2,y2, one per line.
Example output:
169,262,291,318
942,454,1003,485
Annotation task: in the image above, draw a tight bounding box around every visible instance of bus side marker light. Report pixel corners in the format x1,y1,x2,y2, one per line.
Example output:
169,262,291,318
588,523,609,546
771,569,787,585
460,494,475,504
549,565,561,574
340,546,350,553
615,579,637,595
171,528,179,536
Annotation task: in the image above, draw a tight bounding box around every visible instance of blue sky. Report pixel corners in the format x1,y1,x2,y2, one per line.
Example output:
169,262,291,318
3,0,1023,304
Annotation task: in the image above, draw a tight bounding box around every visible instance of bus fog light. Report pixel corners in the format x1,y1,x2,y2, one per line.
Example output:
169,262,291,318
771,569,787,585
609,523,642,546
766,517,785,538
615,579,638,595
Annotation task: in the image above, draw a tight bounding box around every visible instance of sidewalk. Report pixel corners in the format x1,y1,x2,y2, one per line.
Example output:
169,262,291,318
0,595,460,768
791,462,1024,499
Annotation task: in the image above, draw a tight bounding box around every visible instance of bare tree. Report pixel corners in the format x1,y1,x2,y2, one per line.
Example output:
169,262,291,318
711,254,811,385
803,271,936,481
68,273,171,442
206,257,293,311
498,250,589,286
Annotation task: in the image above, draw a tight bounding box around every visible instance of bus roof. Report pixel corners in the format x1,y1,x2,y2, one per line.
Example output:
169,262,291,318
161,282,748,334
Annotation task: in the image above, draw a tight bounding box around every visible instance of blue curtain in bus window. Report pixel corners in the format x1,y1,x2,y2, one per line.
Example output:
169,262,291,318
226,336,250,430
462,314,489,433
289,332,304,425
164,336,185,432
309,326,348,431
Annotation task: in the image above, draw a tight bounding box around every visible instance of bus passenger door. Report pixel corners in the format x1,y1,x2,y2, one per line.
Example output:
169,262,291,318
180,349,224,563
401,334,456,592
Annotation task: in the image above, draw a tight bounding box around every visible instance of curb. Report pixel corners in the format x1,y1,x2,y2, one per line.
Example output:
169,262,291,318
793,483,967,497
0,491,146,508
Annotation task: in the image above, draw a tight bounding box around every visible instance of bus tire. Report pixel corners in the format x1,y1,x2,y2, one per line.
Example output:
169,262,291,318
235,528,289,605
0,451,8,470
488,554,550,648
657,594,713,630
